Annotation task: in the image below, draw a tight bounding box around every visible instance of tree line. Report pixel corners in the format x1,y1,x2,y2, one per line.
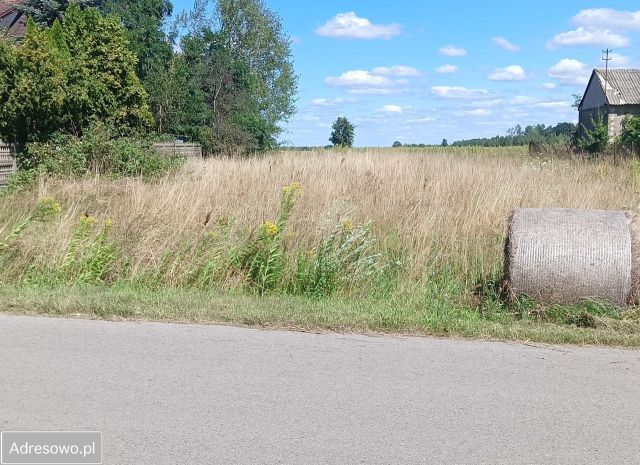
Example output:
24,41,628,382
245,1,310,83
451,122,577,147
0,0,298,154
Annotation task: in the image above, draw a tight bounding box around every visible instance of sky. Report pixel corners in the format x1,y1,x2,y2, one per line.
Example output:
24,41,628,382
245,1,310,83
172,1,640,147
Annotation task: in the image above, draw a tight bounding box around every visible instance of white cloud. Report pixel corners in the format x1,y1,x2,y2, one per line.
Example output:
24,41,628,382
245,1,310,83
348,88,404,95
509,96,537,105
492,37,520,51
435,64,459,74
372,65,421,76
311,97,348,106
469,99,503,108
325,70,394,88
609,52,630,67
488,65,527,81
541,82,557,89
547,27,629,48
325,66,422,95
547,58,591,86
431,86,489,99
572,8,640,30
465,109,492,116
379,104,404,114
439,45,467,57
316,12,402,39
532,101,571,110
406,117,435,124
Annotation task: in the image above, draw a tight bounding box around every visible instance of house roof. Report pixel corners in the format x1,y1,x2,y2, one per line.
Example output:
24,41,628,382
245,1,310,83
592,68,640,106
0,0,25,37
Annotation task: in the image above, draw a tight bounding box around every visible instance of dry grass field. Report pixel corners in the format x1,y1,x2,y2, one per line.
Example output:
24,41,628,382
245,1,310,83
2,147,640,345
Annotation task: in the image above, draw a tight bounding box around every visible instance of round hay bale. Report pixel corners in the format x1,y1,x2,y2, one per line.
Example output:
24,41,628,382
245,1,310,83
504,208,633,307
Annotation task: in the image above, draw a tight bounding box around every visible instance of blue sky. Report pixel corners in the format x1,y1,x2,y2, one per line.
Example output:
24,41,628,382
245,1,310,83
173,1,640,146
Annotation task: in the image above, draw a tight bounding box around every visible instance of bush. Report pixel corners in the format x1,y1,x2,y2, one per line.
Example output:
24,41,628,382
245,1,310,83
622,115,640,151
578,115,609,154
17,125,183,179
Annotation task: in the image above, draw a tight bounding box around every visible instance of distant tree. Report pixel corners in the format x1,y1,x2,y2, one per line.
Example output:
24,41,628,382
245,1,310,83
392,141,402,148
330,117,355,147
441,138,448,147
16,0,104,27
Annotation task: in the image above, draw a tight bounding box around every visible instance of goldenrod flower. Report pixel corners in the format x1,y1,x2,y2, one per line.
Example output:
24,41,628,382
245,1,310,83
33,197,62,220
80,215,97,227
342,219,355,234
261,221,279,237
282,182,302,195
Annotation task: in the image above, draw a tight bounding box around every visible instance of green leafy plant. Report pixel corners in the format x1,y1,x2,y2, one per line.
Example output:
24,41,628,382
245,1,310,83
238,183,300,295
291,218,391,299
18,124,183,178
60,216,117,284
621,115,640,152
578,114,609,154
0,197,62,252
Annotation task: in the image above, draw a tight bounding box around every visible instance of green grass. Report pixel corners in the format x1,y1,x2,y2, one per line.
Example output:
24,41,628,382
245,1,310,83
2,283,640,348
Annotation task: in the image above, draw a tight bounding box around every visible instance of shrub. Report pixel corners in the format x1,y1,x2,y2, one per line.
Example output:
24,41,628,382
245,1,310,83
621,115,640,151
18,124,183,179
578,115,609,154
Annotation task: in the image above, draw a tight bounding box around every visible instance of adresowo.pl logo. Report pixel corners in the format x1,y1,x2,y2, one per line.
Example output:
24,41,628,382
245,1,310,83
1,432,102,465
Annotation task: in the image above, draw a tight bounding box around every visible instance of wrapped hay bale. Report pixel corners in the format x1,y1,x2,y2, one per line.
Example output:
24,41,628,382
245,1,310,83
504,208,638,307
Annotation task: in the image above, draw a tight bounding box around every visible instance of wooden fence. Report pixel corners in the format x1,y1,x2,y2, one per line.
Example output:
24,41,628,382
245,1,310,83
153,142,203,158
0,142,17,187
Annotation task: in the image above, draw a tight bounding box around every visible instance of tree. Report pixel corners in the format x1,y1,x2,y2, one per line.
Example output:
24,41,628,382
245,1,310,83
441,138,448,147
157,0,298,153
16,0,105,27
392,141,402,148
215,0,298,147
0,6,152,145
102,0,173,81
330,117,355,147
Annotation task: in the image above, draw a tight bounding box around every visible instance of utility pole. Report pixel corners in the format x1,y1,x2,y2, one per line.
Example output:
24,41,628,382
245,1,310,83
602,49,612,98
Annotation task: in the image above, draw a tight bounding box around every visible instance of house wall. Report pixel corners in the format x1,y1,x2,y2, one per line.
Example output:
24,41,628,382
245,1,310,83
607,105,640,139
581,78,606,110
579,105,640,141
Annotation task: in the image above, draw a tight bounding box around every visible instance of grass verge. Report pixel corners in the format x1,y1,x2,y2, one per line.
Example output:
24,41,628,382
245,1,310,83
2,284,640,348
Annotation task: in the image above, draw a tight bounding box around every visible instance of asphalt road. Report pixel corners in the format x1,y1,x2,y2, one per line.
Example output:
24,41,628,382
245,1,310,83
1,314,639,465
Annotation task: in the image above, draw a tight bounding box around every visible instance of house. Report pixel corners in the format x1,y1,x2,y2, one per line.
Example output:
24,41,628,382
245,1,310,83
578,69,640,140
0,0,25,38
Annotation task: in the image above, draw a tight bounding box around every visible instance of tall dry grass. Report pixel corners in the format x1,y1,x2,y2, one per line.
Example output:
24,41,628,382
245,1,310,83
2,148,639,286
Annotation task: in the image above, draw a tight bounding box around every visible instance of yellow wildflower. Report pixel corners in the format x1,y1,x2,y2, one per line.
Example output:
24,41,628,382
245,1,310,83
261,221,279,237
282,182,302,195
80,215,97,227
33,197,62,220
103,218,113,229
342,219,355,234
